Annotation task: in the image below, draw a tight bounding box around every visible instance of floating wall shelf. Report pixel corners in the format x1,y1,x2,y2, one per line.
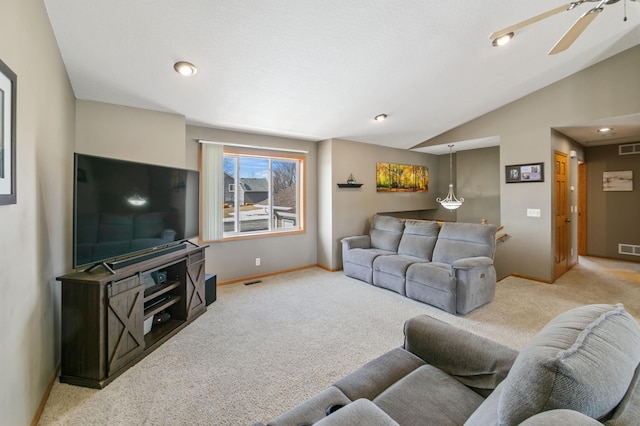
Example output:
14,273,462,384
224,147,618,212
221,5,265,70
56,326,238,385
337,183,363,188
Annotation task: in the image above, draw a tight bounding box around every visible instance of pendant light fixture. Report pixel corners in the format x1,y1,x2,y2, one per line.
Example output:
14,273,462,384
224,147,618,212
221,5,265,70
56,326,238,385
436,144,464,210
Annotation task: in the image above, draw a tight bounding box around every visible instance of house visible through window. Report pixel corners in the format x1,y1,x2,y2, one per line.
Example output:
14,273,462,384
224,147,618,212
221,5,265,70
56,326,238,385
223,153,302,236
198,145,305,240
200,142,305,241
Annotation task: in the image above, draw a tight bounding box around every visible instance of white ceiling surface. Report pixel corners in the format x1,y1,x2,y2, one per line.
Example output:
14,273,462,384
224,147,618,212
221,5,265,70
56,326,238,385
44,0,640,154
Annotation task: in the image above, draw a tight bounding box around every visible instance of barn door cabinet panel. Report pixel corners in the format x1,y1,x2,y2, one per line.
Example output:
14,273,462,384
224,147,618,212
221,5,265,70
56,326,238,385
57,244,208,389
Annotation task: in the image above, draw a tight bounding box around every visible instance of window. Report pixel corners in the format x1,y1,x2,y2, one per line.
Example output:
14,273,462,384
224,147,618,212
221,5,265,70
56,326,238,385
200,143,305,241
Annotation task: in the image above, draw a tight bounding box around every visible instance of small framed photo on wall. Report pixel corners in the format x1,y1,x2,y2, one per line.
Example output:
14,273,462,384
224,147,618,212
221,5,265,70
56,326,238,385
0,57,16,205
506,163,544,183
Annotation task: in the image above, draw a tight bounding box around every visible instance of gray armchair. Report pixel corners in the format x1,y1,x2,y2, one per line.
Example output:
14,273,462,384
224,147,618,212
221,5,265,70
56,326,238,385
262,304,640,426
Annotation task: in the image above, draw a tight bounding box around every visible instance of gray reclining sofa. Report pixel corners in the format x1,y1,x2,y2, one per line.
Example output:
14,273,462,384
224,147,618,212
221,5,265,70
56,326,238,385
341,215,497,314
260,303,640,425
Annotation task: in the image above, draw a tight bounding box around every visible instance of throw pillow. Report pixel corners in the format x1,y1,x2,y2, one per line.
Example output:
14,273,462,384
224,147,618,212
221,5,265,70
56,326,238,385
498,304,640,425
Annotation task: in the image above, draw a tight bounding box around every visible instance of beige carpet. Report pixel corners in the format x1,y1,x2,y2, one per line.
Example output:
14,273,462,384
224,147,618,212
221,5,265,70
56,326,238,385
39,256,640,426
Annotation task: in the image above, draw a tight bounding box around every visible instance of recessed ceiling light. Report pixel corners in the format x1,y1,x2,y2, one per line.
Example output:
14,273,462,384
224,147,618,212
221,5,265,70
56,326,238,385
597,127,613,133
174,61,197,76
374,114,388,122
492,32,514,47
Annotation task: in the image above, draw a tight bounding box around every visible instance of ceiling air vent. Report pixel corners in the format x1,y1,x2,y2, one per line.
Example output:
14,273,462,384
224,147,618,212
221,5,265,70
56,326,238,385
619,143,640,155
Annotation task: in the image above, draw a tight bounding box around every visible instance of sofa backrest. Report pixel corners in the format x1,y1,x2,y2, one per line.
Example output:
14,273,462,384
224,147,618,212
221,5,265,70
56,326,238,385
369,215,405,252
432,222,497,264
498,304,640,425
397,220,440,260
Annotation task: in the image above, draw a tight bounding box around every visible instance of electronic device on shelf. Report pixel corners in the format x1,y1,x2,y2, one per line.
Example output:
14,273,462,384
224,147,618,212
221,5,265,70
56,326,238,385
72,153,199,271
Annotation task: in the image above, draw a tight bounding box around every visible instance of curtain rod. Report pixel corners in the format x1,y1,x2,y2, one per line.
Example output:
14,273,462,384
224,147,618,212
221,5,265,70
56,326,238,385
197,139,308,154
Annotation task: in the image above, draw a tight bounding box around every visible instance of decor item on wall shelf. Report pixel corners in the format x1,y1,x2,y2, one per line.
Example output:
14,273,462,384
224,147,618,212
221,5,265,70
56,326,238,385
337,173,363,188
505,162,544,183
436,145,463,210
603,170,633,191
376,163,428,192
0,58,16,205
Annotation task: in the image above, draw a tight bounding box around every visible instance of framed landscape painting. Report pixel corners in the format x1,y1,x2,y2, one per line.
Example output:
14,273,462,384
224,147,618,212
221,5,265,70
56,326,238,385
603,171,633,191
376,162,428,192
0,58,16,205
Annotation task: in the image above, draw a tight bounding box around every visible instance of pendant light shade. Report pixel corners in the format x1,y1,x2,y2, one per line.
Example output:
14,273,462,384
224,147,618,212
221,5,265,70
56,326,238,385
436,145,464,210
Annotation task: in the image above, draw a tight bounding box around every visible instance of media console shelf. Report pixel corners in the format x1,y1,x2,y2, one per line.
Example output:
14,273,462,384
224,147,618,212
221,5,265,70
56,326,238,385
57,244,208,389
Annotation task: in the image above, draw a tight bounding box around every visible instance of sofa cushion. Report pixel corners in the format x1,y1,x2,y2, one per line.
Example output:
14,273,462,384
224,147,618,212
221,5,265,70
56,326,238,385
333,347,425,402
267,386,352,426
313,399,399,426
519,409,604,426
465,381,503,425
369,216,405,252
432,222,496,264
403,315,518,396
405,262,457,313
373,364,485,425
397,220,440,260
605,364,640,426
373,255,426,295
498,304,640,425
345,248,395,268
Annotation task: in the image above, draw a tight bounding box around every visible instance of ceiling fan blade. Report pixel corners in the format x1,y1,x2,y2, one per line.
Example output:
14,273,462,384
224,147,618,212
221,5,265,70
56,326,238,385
489,4,573,40
548,7,602,55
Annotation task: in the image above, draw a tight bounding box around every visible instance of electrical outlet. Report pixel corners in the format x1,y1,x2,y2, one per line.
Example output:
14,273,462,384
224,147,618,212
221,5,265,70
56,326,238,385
255,258,261,266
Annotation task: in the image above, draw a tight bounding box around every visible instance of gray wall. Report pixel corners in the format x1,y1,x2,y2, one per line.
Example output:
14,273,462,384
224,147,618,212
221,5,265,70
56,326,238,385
586,143,640,260
383,148,501,226
318,138,439,270
414,45,640,282
0,0,76,424
75,100,187,167
456,147,500,226
186,125,319,282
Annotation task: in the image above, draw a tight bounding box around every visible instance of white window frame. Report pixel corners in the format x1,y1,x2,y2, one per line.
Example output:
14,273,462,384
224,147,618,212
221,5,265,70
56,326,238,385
200,144,305,242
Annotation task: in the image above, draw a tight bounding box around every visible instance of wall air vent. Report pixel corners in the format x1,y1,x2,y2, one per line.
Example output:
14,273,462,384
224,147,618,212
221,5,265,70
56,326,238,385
618,244,640,257
619,143,640,155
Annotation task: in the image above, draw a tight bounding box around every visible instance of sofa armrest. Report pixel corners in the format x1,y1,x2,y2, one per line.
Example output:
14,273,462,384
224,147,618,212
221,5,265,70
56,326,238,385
403,315,518,394
450,256,493,270
341,235,371,250
314,399,399,426
517,409,602,425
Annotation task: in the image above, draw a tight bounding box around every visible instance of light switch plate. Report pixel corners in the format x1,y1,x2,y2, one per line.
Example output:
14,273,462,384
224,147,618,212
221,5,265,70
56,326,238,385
527,208,541,217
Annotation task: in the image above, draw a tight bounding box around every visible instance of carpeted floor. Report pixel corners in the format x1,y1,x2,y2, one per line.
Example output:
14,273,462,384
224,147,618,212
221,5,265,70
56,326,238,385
39,256,640,425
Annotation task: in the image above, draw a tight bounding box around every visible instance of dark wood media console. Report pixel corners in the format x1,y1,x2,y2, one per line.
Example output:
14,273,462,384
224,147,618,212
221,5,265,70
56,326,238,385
57,244,208,388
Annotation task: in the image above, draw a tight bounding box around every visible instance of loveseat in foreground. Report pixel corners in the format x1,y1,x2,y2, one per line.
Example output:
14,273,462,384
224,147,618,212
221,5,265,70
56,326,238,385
259,303,640,425
342,216,497,314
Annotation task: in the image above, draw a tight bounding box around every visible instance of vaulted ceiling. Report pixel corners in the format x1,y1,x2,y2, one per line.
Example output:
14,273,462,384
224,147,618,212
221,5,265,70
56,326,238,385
44,0,640,153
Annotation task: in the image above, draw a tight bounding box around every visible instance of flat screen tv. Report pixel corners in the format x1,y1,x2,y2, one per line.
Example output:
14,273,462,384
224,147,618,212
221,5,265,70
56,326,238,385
73,153,200,269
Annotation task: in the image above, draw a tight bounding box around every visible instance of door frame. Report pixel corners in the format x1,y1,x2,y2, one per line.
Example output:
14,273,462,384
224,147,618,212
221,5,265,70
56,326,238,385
578,161,587,256
553,150,570,280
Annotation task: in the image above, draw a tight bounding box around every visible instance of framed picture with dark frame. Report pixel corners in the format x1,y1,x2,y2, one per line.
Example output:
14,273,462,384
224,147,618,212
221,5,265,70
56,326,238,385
506,162,544,183
0,58,16,205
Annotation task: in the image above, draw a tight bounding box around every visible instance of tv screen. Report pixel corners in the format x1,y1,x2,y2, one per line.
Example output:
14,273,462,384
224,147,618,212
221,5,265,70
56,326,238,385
73,153,200,269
